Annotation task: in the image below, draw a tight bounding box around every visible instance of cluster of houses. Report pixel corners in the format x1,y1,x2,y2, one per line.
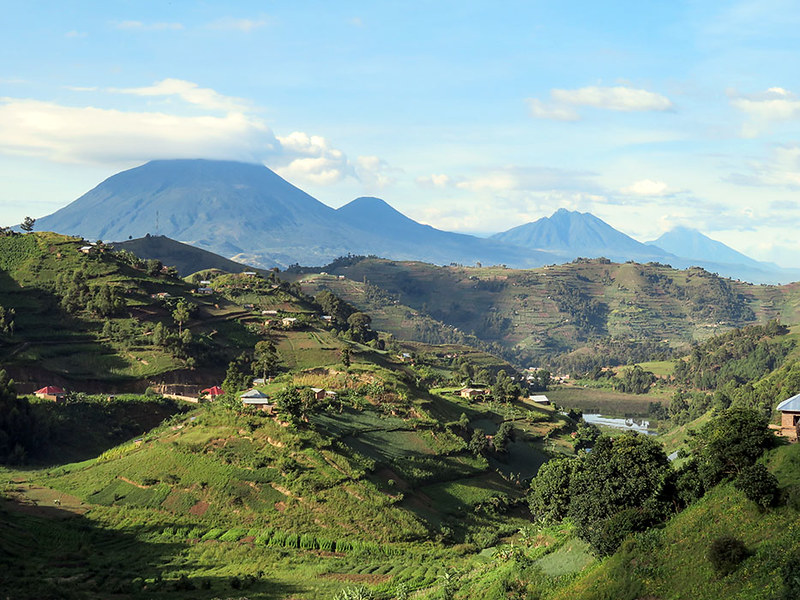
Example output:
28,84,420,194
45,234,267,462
199,384,338,414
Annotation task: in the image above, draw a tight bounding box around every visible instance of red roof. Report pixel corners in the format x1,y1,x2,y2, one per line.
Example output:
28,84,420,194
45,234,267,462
35,386,65,395
201,386,224,396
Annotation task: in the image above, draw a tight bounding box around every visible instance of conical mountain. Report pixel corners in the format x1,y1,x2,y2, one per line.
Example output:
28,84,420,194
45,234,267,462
35,160,556,269
491,208,675,263
646,226,766,268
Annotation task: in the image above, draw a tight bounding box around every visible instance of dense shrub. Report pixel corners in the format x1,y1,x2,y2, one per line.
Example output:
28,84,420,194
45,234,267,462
734,463,779,509
591,508,660,557
708,535,748,575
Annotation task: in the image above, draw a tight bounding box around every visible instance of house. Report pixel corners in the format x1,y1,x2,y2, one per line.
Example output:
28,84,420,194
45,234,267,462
325,390,338,400
201,386,224,400
242,271,258,277
310,388,327,401
282,317,298,326
252,378,266,385
239,388,274,413
777,393,800,440
262,310,279,316
321,315,333,321
150,292,171,299
338,275,345,279
199,280,212,285
79,245,94,254
529,394,550,405
34,386,66,402
196,287,213,295
460,387,487,400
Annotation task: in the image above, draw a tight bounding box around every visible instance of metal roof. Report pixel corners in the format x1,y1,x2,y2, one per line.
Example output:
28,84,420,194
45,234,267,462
777,393,800,412
239,389,268,399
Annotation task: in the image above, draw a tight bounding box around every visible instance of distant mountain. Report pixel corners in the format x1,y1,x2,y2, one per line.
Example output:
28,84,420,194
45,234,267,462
646,227,767,269
645,226,800,285
36,160,557,270
111,234,262,277
491,208,676,263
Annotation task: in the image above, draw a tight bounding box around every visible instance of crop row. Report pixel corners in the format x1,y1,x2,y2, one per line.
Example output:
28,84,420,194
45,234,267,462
158,525,402,556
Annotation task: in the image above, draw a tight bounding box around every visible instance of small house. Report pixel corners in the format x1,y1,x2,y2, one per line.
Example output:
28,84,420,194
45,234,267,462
310,388,327,401
282,317,298,326
242,271,258,277
196,287,213,295
262,310,279,316
240,389,274,413
201,386,224,400
529,394,550,405
321,315,333,321
79,245,94,254
777,393,800,440
34,386,66,402
460,387,487,400
150,292,171,299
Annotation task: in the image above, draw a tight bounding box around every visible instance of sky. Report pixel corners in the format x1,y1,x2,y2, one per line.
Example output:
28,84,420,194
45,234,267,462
2,1,800,266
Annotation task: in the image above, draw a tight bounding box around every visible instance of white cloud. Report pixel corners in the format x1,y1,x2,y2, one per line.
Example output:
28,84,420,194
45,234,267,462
726,144,800,188
355,155,399,188
526,98,580,122
0,97,277,165
274,131,351,185
349,17,364,27
109,78,250,112
65,86,98,92
65,30,87,38
528,85,673,121
621,179,671,196
208,17,269,32
116,21,183,31
415,174,451,189
454,166,598,193
0,80,395,191
730,87,800,136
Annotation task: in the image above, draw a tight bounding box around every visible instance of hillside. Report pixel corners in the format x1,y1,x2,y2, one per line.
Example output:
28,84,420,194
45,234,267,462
289,256,800,369
112,234,263,277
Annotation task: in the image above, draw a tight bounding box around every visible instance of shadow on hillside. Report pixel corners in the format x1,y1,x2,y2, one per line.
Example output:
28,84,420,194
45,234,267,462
28,399,189,466
0,269,132,387
0,499,299,599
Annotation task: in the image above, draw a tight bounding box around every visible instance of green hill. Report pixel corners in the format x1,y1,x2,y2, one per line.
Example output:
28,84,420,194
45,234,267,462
291,257,800,369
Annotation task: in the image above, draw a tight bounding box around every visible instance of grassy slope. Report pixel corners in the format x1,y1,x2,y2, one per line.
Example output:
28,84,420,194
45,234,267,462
291,258,800,364
554,442,800,600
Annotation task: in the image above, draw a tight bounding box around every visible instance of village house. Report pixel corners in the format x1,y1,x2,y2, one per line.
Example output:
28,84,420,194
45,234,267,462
200,386,224,400
262,310,279,316
529,394,551,405
79,245,94,254
150,292,171,299
242,271,258,277
239,389,274,413
282,317,298,326
460,387,488,400
34,386,66,402
196,287,213,295
777,393,800,440
310,388,327,401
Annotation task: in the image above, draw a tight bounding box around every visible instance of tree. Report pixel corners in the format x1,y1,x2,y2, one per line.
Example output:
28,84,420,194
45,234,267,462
252,340,279,379
734,463,779,510
468,428,490,456
274,386,304,426
20,216,35,232
529,457,579,523
689,407,773,486
573,419,601,451
347,312,373,343
340,346,351,368
172,299,194,336
222,353,251,397
566,433,672,552
614,365,656,394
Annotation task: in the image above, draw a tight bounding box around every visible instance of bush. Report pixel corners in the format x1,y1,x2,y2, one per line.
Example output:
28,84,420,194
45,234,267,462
734,463,779,509
708,535,748,575
591,508,659,557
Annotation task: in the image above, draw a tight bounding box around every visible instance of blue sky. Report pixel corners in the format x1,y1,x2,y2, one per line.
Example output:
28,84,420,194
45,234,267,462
2,1,800,265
